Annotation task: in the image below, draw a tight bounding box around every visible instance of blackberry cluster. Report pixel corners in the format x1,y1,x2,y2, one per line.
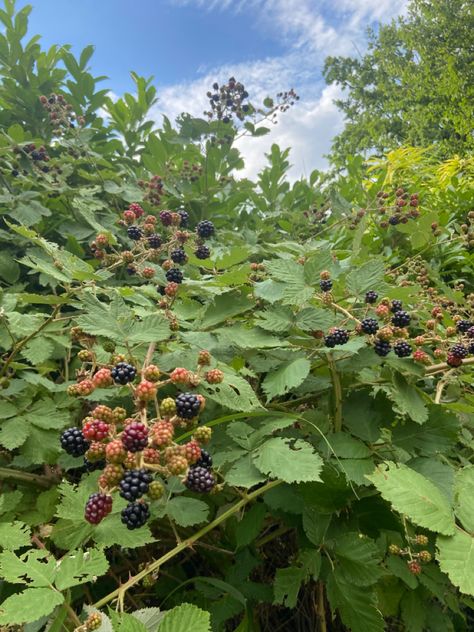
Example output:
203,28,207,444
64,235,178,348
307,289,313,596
148,233,162,248
170,248,187,264
85,493,113,525
365,290,378,304
391,300,403,313
121,501,150,530
374,340,391,357
391,311,411,327
60,427,89,457
119,469,153,501
320,279,333,292
449,344,468,359
111,362,137,385
361,318,379,334
457,320,473,333
166,268,184,284
325,328,349,348
195,449,212,469
185,466,215,493
127,226,143,241
175,392,201,419
196,220,215,238
195,245,210,260
394,341,412,357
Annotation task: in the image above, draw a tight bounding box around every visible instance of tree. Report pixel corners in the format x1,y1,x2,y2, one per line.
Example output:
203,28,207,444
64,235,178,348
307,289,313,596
323,0,474,166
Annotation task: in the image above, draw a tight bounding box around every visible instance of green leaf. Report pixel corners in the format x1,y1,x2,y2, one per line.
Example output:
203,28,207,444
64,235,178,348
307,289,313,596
0,587,63,625
346,258,385,296
326,574,384,632
93,513,155,549
0,416,30,449
261,357,311,401
392,407,460,455
0,251,20,283
367,463,455,535
127,314,170,344
201,369,262,412
437,530,474,596
166,497,209,527
0,521,31,550
329,433,372,459
333,533,383,586
255,306,294,332
55,548,109,590
158,603,211,632
454,466,474,532
225,455,266,488
235,503,267,549
253,438,323,484
400,589,427,632
385,373,428,424
295,307,333,331
273,566,307,608
129,608,165,631
0,549,56,586
109,611,148,632
22,337,55,364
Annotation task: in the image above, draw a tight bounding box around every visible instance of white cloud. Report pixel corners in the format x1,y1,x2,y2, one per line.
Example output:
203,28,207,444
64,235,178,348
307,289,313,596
155,0,408,178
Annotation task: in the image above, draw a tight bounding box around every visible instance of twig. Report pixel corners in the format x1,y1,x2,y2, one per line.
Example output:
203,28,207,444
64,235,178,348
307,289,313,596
327,354,343,432
317,582,327,632
0,466,56,488
426,357,474,376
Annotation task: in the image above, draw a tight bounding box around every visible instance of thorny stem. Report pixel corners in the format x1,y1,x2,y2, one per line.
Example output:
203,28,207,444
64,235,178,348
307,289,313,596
426,357,474,376
327,354,343,432
0,466,56,488
92,479,282,609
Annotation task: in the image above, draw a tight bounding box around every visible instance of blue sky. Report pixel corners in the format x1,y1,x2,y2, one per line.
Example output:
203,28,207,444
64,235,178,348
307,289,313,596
23,0,408,177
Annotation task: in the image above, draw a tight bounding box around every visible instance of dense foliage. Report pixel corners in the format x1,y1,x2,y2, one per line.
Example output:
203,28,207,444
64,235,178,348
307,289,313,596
0,1,473,630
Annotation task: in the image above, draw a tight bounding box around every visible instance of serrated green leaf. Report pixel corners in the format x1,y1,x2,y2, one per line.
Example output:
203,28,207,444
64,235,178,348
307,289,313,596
273,566,307,608
0,521,31,550
0,416,30,449
22,337,54,364
225,454,266,488
346,258,385,296
326,574,384,632
166,497,209,527
255,306,293,332
253,438,323,484
55,548,109,590
93,513,155,549
158,603,211,632
385,374,428,424
333,533,383,586
201,369,262,412
295,307,333,331
367,463,455,535
0,549,56,586
261,357,310,401
130,608,165,631
0,587,63,625
235,503,266,549
437,530,474,596
392,407,460,455
454,466,474,532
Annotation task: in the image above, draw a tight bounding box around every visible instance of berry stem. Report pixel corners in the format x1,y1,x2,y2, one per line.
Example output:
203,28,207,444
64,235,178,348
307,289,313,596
330,302,361,325
92,478,282,609
434,370,454,404
426,356,474,375
327,354,343,432
0,466,56,487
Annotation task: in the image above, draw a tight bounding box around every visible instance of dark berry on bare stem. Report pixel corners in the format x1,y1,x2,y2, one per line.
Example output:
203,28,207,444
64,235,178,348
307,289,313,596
85,492,112,524
175,392,201,419
196,220,215,238
374,340,391,356
60,427,89,456
127,226,143,241
111,362,136,385
170,248,187,265
148,233,162,248
365,290,378,304
121,501,150,529
393,340,412,357
165,267,184,284
320,279,333,292
195,244,210,259
119,468,153,501
361,318,379,334
185,466,215,493
391,310,411,327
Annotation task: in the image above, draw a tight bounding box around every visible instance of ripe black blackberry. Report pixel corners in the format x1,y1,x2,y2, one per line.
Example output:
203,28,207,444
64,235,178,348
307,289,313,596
374,339,391,357
60,427,90,457
195,244,210,260
467,326,474,338
178,210,189,227
185,466,215,493
156,285,166,296
111,362,137,385
391,310,411,327
119,469,153,501
468,343,474,354
121,501,150,530
127,226,143,241
457,320,473,333
365,290,378,304
389,215,400,225
361,318,379,334
390,300,403,312
393,340,412,357
165,268,184,284
332,328,350,345
175,392,201,419
449,344,468,359
319,279,333,292
148,233,162,248
324,334,336,348
170,248,187,264
84,457,106,472
195,449,212,469
85,492,113,524
196,220,215,238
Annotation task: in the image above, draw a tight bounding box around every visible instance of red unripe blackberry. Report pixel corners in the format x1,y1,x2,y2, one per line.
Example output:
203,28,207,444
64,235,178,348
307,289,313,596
170,367,190,384
185,371,200,387
395,187,405,196
375,304,390,318
90,405,113,422
175,392,201,419
121,421,149,452
135,380,157,402
60,427,90,456
446,353,463,367
193,425,212,444
434,348,445,358
129,203,144,218
92,368,113,388
185,466,215,493
148,480,165,499
123,452,137,469
165,282,179,297
83,419,110,442
413,349,429,364
121,500,150,530
408,560,422,575
68,379,95,397
205,368,224,384
198,350,212,366
141,267,155,279
143,447,161,463
101,463,124,486
119,468,153,501
183,440,202,464
143,364,160,382
85,493,113,524
106,439,127,464
152,420,174,447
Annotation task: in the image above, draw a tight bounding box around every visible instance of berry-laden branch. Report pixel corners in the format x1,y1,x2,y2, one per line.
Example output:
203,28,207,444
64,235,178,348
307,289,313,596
92,478,282,610
426,356,474,376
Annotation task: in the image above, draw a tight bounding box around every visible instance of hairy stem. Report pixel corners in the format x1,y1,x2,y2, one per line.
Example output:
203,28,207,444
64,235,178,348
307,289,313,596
0,466,56,487
92,479,282,609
